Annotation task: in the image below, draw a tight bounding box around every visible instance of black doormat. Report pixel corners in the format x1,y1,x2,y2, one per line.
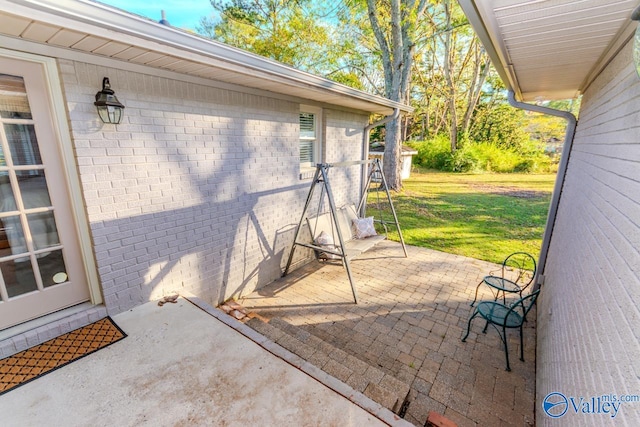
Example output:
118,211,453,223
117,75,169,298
0,316,126,396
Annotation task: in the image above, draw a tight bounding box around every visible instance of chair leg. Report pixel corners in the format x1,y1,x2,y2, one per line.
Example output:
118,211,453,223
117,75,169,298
482,319,489,333
503,326,511,371
519,325,525,362
461,311,479,342
470,281,483,307
519,292,528,322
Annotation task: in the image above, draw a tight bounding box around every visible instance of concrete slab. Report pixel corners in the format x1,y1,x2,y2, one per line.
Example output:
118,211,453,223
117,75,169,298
0,298,386,426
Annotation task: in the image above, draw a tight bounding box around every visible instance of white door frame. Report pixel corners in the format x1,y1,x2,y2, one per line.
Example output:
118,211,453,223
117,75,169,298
0,48,101,307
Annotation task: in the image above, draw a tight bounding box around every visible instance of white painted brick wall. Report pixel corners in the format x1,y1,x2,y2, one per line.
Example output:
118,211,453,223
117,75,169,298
537,38,640,425
324,109,366,208
59,60,369,313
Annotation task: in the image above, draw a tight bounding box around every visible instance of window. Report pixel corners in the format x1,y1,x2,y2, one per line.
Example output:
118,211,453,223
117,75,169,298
299,106,322,168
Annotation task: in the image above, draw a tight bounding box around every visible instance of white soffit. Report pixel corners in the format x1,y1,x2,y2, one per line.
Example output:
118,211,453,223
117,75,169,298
460,0,638,101
0,0,409,115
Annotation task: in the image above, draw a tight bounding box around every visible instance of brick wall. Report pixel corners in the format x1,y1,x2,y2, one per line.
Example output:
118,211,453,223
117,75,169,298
58,60,368,313
537,38,640,424
324,110,366,208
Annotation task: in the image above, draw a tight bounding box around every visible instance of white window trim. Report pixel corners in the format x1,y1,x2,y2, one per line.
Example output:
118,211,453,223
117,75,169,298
299,105,322,175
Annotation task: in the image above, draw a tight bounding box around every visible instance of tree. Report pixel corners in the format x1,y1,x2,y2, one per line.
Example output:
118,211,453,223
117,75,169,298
363,0,428,190
419,1,491,152
460,44,491,137
198,0,356,77
467,103,530,150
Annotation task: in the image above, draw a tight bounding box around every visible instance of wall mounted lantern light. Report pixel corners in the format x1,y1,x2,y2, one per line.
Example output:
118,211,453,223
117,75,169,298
94,77,125,124
632,6,640,79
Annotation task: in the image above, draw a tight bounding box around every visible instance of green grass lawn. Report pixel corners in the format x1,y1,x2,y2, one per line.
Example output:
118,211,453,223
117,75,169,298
371,169,556,265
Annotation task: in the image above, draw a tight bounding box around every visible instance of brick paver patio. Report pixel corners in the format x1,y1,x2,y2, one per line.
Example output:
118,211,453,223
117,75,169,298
238,241,536,426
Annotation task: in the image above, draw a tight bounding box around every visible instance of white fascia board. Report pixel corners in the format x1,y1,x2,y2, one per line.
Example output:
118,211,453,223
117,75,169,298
5,0,411,114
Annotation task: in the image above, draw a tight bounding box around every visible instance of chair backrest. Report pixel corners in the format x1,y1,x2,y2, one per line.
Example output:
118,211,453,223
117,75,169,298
502,252,537,290
307,205,358,242
508,289,540,323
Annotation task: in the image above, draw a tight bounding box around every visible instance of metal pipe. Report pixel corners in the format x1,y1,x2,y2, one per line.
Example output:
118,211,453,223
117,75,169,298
507,91,577,290
361,108,400,211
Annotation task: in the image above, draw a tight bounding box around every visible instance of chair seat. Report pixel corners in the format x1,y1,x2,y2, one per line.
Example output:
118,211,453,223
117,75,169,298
483,275,521,293
476,301,524,328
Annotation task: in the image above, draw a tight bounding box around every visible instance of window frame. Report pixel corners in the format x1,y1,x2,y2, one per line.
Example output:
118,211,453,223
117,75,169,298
299,105,322,170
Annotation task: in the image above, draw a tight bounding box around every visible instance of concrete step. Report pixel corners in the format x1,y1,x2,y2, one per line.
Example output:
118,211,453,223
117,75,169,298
246,316,411,415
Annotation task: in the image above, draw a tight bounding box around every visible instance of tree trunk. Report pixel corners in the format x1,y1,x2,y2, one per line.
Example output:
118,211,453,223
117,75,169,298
366,0,427,191
421,115,427,140
442,0,458,152
384,117,402,189
449,104,458,152
461,51,490,133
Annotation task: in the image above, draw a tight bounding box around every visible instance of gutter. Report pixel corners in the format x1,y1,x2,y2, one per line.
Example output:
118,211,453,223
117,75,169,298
360,108,400,214
507,91,577,290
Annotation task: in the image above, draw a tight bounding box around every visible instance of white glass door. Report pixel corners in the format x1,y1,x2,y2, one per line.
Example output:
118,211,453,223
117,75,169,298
0,57,90,329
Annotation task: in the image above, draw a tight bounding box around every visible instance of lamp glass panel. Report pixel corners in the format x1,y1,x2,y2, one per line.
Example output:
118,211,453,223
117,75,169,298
97,106,109,123
107,106,121,124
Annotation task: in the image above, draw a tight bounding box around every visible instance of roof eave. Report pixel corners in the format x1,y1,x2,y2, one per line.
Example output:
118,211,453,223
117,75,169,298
458,0,522,101
5,0,411,115
459,0,637,103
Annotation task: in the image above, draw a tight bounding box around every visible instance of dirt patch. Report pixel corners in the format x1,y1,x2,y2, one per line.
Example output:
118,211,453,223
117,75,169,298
469,184,548,199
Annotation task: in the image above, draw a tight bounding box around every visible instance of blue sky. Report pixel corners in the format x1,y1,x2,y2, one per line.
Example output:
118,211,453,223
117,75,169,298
99,0,216,30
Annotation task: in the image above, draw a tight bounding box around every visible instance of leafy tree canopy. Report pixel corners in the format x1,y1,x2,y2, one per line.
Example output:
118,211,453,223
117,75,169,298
198,0,356,76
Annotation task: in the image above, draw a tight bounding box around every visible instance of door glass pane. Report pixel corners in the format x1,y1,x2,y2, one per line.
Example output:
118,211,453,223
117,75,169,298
0,143,5,166
0,215,27,257
39,249,68,288
0,74,32,120
5,124,41,165
2,258,37,298
17,170,51,208
27,211,60,250
0,171,15,212
0,218,9,257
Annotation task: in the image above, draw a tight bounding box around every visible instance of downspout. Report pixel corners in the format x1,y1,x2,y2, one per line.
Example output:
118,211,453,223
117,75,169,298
361,108,400,207
507,91,577,290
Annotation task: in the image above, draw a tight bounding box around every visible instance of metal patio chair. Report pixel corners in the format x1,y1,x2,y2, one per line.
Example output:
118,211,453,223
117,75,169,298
471,252,536,306
462,289,540,371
